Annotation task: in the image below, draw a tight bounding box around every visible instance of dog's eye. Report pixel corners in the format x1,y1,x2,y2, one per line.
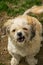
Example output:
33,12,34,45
12,29,16,32
23,28,28,30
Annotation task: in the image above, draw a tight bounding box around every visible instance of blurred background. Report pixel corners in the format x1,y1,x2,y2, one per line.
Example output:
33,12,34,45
0,0,43,65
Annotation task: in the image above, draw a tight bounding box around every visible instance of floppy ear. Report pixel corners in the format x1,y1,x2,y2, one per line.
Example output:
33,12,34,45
27,16,42,40
30,24,36,40
32,17,42,35
31,17,42,40
2,19,13,36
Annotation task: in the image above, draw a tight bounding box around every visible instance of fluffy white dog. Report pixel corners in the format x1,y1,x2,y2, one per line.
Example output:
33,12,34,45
4,9,42,65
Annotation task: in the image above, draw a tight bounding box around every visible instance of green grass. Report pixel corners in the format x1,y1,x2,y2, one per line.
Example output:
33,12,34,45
0,0,42,16
0,0,43,23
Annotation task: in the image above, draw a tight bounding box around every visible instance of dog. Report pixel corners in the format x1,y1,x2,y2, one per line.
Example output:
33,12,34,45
3,6,42,65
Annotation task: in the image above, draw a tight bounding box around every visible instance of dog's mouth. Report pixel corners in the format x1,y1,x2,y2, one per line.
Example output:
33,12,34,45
17,36,25,42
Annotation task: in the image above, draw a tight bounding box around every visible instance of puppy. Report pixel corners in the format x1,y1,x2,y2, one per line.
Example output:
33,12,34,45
4,14,42,65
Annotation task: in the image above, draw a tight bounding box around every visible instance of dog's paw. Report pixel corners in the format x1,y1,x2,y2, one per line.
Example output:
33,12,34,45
11,57,19,65
26,56,38,65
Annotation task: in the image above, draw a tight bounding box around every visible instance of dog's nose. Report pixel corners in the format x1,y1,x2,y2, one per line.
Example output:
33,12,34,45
17,32,22,37
17,36,25,42
17,32,25,42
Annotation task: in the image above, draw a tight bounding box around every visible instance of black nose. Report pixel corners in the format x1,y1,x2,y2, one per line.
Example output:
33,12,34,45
17,32,22,37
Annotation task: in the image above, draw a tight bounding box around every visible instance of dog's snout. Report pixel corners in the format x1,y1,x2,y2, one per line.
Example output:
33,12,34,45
17,32,25,42
17,32,22,37
17,36,25,42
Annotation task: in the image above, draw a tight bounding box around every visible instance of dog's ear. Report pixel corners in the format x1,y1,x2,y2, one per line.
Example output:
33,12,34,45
1,19,13,36
31,17,42,40
30,24,36,40
27,16,42,40
32,17,42,35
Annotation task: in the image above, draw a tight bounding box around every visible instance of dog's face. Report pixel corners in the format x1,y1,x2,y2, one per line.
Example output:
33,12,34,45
9,17,31,45
4,15,37,46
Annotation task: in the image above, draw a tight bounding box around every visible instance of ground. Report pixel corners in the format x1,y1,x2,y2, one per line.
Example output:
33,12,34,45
0,0,43,65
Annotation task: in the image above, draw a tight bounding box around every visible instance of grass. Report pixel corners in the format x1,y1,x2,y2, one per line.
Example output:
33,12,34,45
0,0,42,16
0,0,43,24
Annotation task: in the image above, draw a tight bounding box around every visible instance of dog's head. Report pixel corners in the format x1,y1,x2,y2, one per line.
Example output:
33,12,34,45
3,15,41,46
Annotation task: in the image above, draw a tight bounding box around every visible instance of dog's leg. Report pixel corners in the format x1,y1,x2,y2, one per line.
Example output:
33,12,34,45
11,55,21,65
26,56,38,65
